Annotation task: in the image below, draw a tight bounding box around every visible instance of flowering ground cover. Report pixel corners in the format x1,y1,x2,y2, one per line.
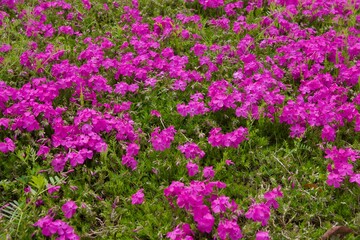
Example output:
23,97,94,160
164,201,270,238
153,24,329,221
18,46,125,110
0,0,359,239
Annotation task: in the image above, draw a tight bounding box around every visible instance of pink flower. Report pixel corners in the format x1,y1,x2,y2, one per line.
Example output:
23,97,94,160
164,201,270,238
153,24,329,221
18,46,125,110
51,154,68,172
225,159,234,165
211,196,231,214
34,215,80,239
61,200,78,219
122,154,138,170
34,216,55,236
289,124,306,138
186,162,199,177
321,125,336,142
191,43,207,56
203,166,215,178
166,223,194,240
47,184,61,195
145,78,157,87
81,0,91,10
0,44,11,52
264,186,283,209
326,172,343,188
208,127,248,148
37,145,50,157
245,203,271,226
58,26,74,35
150,110,161,117
150,126,177,151
350,174,360,186
198,0,224,9
193,206,214,233
217,219,242,240
178,143,205,159
181,29,190,39
256,231,270,240
0,138,15,153
35,199,44,207
24,186,31,193
131,189,144,205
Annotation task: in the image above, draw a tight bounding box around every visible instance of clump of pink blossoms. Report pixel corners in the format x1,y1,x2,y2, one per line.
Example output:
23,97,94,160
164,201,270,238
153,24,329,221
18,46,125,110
61,200,78,219
178,142,205,159
208,127,248,148
34,215,79,240
150,126,177,151
131,189,145,205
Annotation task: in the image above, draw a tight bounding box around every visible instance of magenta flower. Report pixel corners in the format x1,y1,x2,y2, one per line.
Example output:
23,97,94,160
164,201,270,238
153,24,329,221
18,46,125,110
193,205,215,233
178,143,205,159
191,43,207,56
245,203,271,226
198,0,224,9
35,199,44,207
47,184,61,195
34,215,79,239
186,162,199,177
256,231,270,240
225,159,234,165
0,44,11,52
81,0,91,9
208,127,248,148
150,110,161,117
264,186,283,209
321,125,336,142
122,154,138,170
324,147,359,187
0,138,15,153
166,223,194,240
326,172,343,188
51,154,67,172
61,200,78,219
126,143,140,156
211,196,231,214
150,126,177,151
203,166,215,178
24,186,31,193
34,216,55,237
131,189,144,205
217,219,242,240
350,174,360,186
37,145,50,157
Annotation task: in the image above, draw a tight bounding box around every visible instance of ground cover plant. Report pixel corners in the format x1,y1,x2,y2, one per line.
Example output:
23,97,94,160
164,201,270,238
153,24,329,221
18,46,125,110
0,0,359,239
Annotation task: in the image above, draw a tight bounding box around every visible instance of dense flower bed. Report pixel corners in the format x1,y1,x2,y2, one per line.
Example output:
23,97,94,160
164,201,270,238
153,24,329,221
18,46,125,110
0,0,359,239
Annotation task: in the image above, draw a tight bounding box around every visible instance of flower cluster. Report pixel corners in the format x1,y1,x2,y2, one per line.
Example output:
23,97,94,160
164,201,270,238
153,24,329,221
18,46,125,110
246,186,283,227
177,93,209,117
164,180,242,237
0,137,15,153
131,189,145,205
166,223,194,240
61,200,78,219
207,80,238,112
325,147,360,188
34,215,79,240
165,181,282,239
178,142,205,160
150,126,177,151
208,127,248,148
198,0,224,9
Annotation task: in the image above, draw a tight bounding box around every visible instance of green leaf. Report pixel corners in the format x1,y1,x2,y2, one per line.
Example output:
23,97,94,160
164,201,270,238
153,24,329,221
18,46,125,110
29,175,47,190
